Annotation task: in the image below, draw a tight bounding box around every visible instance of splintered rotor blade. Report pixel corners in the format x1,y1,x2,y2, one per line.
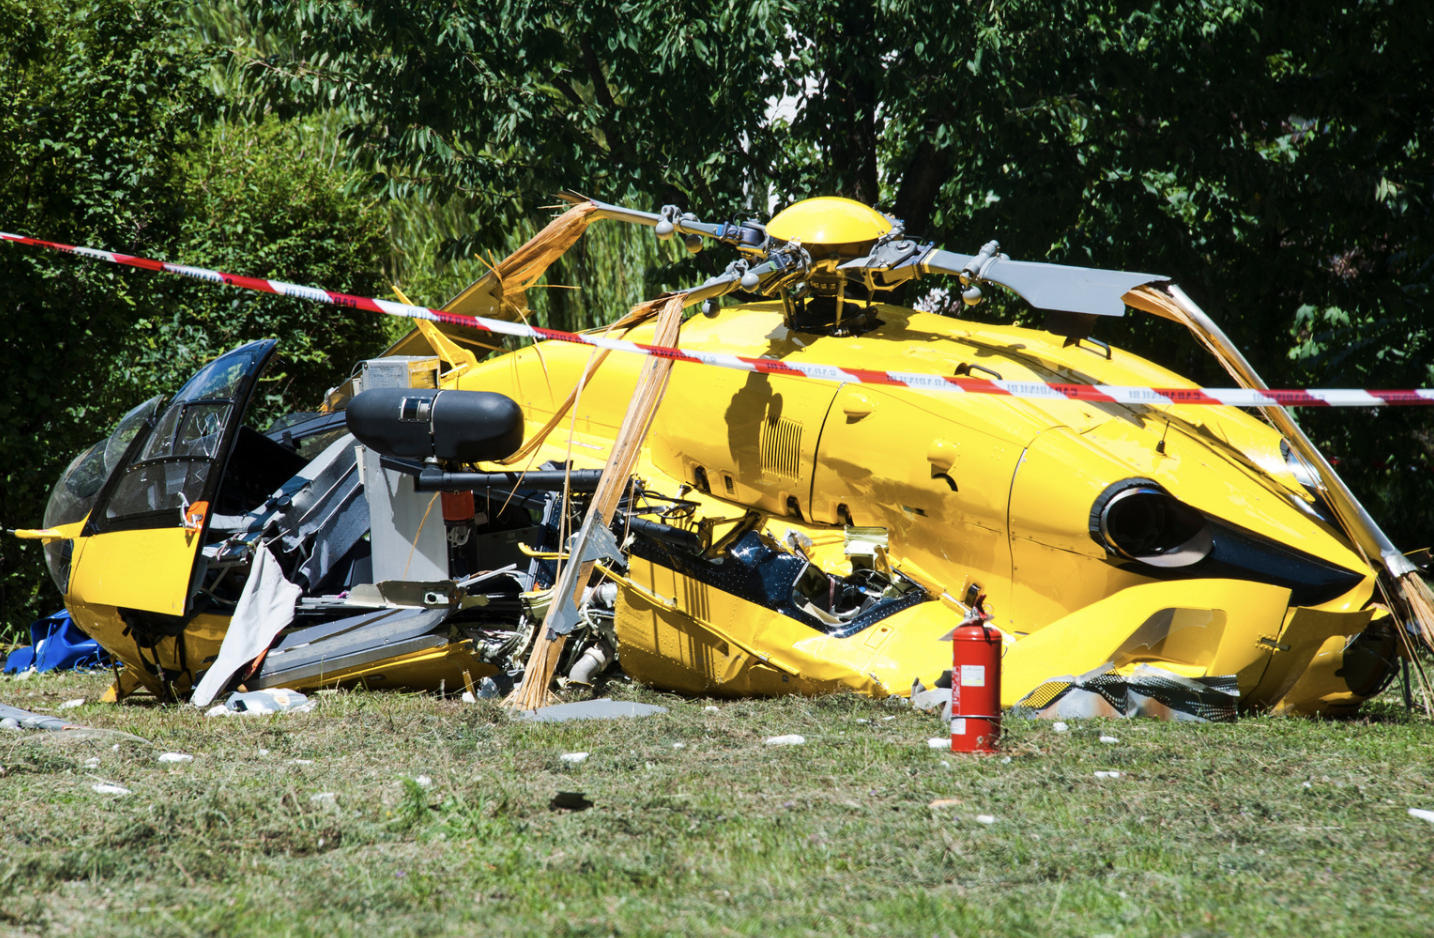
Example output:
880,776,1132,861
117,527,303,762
918,249,1166,318
977,258,1166,318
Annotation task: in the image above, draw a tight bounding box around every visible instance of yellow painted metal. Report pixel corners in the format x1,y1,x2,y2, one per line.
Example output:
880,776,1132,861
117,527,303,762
65,599,229,697
453,297,1386,712
277,642,495,693
10,518,85,543
810,383,1022,624
766,197,893,246
999,578,1294,706
11,527,63,541
100,666,145,703
1253,605,1375,713
416,318,480,372
61,257,1388,711
615,554,952,697
68,525,203,616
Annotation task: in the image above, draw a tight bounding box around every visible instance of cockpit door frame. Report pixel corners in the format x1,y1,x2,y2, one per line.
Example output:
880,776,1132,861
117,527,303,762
69,340,279,616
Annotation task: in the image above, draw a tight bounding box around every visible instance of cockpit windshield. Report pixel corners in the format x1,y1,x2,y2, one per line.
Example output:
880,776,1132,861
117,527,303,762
44,395,164,530
91,341,274,532
41,394,164,595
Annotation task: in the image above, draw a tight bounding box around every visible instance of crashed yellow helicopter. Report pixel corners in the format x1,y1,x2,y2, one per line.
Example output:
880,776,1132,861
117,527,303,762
17,195,1429,718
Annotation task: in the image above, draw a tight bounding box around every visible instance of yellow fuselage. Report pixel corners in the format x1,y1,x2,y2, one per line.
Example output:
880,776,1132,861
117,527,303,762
451,302,1381,712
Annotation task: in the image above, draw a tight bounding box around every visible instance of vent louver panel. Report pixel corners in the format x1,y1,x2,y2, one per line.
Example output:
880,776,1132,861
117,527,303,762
760,418,802,480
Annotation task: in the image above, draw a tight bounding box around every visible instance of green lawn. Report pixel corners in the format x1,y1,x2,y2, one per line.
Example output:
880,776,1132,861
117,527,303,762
2,669,1432,937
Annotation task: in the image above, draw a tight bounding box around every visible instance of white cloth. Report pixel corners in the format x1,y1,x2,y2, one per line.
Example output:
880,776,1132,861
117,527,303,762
190,545,302,707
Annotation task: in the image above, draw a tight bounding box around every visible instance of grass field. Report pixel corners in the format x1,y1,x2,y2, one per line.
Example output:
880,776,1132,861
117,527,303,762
2,669,1432,937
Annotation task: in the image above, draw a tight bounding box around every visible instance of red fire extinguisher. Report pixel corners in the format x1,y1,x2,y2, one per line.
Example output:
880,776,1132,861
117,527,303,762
950,595,1002,753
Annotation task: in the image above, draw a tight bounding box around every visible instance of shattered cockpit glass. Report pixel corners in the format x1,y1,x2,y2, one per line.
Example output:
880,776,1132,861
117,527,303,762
89,341,274,533
43,395,165,531
41,394,164,593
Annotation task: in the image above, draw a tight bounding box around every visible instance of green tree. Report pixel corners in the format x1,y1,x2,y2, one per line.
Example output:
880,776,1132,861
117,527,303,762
119,118,392,425
0,1,392,641
242,0,1432,548
0,0,215,639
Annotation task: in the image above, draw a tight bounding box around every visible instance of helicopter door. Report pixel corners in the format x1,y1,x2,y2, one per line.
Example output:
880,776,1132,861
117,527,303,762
810,384,1023,617
68,340,278,616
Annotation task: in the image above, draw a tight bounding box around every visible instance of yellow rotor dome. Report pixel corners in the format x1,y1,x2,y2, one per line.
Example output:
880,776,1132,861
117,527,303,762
767,197,893,245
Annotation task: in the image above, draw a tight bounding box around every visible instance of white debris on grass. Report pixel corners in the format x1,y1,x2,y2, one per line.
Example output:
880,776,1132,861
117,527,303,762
1052,722,1069,733
1099,735,1120,744
559,752,589,764
1410,808,1434,824
1302,781,1313,789
975,814,996,825
927,737,949,749
83,757,101,768
1094,770,1123,779
704,706,720,712
158,752,193,764
206,689,316,717
765,735,806,746
461,691,477,704
1001,756,1012,764
415,775,434,788
289,759,315,765
671,742,686,749
258,749,270,756
92,783,131,796
855,718,870,724
310,792,336,805
58,698,85,710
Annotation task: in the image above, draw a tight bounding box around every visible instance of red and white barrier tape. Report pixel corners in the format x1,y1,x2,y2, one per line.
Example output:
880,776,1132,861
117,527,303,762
5,230,1432,408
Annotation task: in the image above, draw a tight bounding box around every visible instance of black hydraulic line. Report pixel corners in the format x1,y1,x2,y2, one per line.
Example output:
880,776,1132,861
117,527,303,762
377,454,602,492
414,468,603,492
625,516,702,552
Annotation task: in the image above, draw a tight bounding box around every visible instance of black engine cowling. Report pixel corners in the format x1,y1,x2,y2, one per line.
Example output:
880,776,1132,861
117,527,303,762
346,387,524,463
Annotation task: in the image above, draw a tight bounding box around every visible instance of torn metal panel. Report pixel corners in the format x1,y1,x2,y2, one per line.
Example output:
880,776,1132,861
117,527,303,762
1013,664,1240,723
253,607,451,688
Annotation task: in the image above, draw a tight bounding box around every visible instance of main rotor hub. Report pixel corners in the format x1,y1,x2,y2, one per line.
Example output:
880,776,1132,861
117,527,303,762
766,197,893,257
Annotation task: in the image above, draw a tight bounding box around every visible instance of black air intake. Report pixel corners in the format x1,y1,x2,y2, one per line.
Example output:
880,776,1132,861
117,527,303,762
1089,478,1213,568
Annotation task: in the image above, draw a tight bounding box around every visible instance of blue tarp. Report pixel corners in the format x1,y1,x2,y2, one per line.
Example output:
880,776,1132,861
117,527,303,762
2,610,111,674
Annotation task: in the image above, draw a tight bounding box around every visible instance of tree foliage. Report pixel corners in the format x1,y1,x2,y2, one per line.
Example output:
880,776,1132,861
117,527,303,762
123,119,392,424
0,0,391,639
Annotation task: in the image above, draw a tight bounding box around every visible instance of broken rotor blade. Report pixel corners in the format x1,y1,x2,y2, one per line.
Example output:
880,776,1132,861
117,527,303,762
920,249,1166,318
506,293,687,710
